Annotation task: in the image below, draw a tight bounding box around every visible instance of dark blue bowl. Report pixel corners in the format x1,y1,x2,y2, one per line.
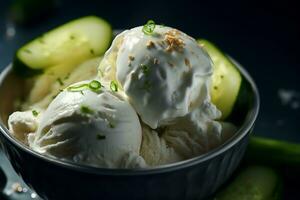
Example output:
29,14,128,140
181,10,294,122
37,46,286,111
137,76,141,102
0,59,259,200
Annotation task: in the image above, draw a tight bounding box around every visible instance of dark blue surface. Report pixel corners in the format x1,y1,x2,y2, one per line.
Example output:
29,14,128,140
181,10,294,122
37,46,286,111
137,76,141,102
0,0,299,199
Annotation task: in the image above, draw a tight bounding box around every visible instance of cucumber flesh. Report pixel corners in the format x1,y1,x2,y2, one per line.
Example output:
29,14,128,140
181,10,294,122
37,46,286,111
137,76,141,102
198,39,242,119
215,166,282,200
25,57,101,109
14,16,112,74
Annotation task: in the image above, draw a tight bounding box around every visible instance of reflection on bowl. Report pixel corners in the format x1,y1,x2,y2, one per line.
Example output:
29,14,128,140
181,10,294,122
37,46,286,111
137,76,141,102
0,59,259,200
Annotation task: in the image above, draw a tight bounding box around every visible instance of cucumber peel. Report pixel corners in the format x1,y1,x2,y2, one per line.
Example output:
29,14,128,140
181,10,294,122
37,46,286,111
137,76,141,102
215,165,282,200
13,16,112,77
246,136,300,166
198,39,242,119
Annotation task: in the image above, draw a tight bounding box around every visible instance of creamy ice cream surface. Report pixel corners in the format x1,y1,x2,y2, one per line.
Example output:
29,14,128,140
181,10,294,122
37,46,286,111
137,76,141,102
99,26,213,129
7,22,239,169
29,80,145,168
8,109,42,144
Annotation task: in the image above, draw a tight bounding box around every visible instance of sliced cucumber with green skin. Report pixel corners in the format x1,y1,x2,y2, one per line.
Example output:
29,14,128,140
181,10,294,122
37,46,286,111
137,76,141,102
198,39,242,120
214,166,282,200
13,16,112,76
246,136,300,166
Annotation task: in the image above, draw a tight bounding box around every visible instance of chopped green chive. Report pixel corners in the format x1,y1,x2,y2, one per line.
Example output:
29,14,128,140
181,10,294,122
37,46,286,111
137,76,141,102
110,80,118,92
142,20,156,35
96,134,106,140
64,73,70,80
57,78,64,86
109,122,115,128
140,64,150,76
80,105,94,115
89,80,102,91
32,110,39,117
68,80,102,93
68,84,88,92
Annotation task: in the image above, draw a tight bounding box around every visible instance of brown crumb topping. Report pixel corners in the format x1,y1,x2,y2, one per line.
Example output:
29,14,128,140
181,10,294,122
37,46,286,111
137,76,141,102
153,58,159,65
184,58,191,69
129,55,135,61
164,30,185,52
146,40,155,49
168,62,174,67
12,182,23,193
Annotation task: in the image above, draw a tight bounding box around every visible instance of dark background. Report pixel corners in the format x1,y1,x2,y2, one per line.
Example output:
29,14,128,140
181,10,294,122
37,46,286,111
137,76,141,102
0,0,299,199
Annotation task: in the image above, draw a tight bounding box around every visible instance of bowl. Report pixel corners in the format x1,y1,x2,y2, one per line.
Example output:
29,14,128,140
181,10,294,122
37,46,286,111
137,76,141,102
0,59,259,200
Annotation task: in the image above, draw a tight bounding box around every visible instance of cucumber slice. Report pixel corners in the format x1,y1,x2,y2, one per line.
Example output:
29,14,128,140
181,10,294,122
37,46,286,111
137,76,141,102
198,39,242,119
215,166,282,200
25,57,102,109
13,16,112,76
246,136,300,166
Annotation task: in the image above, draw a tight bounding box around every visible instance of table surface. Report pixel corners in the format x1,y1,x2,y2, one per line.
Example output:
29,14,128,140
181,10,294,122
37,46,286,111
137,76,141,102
0,0,299,199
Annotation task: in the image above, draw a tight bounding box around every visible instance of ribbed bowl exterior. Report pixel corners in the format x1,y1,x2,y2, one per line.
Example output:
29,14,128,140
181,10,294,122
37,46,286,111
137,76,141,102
0,131,251,200
0,58,259,200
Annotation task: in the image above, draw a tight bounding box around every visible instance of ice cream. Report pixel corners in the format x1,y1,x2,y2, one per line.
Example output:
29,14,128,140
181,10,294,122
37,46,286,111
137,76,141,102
99,26,212,129
162,101,223,158
141,102,236,164
140,125,183,166
8,110,42,144
7,22,238,169
29,80,145,168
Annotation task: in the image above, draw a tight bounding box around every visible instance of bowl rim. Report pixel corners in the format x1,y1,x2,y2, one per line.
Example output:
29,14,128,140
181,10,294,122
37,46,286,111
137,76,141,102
0,58,259,176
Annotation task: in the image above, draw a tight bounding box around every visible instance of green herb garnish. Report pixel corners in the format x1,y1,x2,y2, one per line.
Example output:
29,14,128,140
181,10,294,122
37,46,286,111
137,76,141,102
89,80,102,91
57,77,64,86
140,64,150,76
142,20,156,35
80,105,94,115
110,80,118,92
64,73,70,80
109,121,116,128
52,94,58,99
67,84,87,92
68,80,102,93
32,110,39,117
96,134,106,140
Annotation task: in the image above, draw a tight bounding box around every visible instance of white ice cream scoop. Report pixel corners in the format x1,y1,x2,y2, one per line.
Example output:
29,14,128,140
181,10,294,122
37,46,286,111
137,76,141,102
99,25,213,129
8,109,42,144
29,80,145,168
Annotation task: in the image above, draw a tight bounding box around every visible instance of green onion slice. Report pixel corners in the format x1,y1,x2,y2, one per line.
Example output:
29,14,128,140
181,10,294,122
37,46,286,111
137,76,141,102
32,110,39,117
68,80,102,92
142,20,156,35
89,80,102,91
110,80,118,92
